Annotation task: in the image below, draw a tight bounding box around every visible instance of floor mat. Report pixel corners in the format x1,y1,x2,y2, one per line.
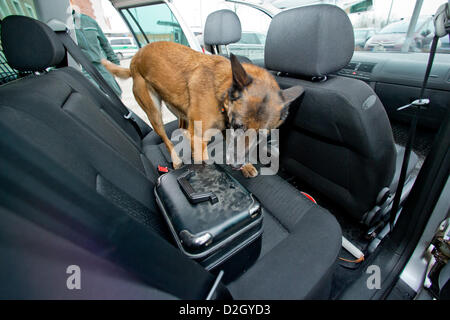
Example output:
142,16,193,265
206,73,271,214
391,121,436,166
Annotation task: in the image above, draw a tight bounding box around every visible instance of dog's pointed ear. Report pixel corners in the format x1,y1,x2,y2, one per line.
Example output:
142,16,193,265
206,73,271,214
279,86,304,122
280,86,304,105
230,53,252,90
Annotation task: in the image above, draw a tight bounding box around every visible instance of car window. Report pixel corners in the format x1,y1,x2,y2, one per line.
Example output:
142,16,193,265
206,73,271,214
238,33,260,45
120,3,189,48
190,0,446,66
343,0,444,53
379,18,426,34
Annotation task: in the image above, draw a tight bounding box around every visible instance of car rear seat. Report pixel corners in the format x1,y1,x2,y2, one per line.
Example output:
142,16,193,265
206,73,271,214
0,15,342,299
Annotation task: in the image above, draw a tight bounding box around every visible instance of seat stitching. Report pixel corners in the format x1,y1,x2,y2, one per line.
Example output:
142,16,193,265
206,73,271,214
265,208,290,234
60,88,74,109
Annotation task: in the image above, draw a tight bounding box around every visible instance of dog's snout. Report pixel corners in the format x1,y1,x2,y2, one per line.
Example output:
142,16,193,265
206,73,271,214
231,118,245,131
230,118,236,129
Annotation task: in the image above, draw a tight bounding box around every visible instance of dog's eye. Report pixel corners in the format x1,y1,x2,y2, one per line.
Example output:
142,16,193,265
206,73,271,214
229,89,242,102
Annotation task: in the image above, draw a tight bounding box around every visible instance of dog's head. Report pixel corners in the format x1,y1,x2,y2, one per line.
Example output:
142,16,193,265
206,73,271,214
224,54,304,131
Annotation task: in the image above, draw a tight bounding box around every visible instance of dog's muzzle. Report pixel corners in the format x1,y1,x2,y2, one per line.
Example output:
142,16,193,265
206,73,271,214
226,129,258,170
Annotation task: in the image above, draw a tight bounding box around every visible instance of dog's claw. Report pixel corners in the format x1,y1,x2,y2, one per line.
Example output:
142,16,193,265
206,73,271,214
241,164,258,178
172,156,183,169
173,161,183,169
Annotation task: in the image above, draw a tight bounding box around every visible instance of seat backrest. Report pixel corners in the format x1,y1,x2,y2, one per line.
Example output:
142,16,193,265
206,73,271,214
0,15,167,235
1,15,144,143
203,9,252,64
0,16,237,300
264,5,397,221
204,9,242,47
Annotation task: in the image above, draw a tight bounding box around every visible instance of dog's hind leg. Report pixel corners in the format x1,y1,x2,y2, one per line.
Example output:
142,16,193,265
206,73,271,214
132,75,182,169
178,118,188,130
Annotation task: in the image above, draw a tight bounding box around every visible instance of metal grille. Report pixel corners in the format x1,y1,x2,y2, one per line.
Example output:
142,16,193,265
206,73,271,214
0,23,32,85
0,49,19,84
0,42,33,85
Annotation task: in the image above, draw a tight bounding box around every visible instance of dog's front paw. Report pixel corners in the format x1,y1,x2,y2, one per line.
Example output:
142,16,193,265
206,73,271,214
241,164,258,178
172,155,183,169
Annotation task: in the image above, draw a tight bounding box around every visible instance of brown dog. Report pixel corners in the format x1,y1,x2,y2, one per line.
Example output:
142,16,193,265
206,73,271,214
102,41,303,177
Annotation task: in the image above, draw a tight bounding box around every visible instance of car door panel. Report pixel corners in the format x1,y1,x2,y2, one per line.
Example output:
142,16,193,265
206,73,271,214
375,83,449,128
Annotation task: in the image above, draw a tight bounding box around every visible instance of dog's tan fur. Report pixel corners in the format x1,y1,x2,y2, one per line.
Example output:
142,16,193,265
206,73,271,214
102,41,303,177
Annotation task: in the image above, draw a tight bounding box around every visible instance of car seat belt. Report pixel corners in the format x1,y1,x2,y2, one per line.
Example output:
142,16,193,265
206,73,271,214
390,3,450,231
0,125,231,300
56,29,150,139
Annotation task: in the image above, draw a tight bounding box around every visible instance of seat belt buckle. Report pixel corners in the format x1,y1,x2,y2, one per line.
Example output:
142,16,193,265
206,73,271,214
157,165,170,175
124,111,133,120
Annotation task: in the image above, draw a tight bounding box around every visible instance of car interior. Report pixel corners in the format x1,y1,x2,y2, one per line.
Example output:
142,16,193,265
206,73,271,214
0,0,449,300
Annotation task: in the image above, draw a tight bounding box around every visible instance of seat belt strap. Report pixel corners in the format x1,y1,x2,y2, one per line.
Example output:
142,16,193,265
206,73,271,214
56,29,149,139
419,36,440,99
390,35,441,230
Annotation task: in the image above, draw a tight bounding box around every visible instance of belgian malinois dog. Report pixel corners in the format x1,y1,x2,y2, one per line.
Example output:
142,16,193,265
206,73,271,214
102,41,303,177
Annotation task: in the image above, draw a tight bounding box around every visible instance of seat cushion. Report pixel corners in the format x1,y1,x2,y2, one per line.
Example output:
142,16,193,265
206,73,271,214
142,125,342,299
222,168,342,299
141,121,179,179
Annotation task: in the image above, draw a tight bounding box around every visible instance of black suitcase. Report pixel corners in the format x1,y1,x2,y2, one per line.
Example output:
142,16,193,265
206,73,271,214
154,164,263,277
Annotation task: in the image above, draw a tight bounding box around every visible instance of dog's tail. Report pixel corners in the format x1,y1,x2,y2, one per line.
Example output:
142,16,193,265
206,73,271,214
101,59,131,79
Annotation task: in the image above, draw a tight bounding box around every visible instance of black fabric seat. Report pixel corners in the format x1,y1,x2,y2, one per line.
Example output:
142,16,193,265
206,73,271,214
143,124,342,298
264,5,418,224
0,15,342,299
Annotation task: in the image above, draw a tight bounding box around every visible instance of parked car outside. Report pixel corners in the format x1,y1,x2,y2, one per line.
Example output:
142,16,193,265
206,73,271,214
364,17,434,52
227,31,266,61
107,36,139,60
354,28,376,49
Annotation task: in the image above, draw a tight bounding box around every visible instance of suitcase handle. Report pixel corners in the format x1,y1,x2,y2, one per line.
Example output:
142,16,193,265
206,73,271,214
177,170,219,204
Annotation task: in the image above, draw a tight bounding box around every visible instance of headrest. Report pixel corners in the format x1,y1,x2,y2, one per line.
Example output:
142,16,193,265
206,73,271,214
204,9,242,45
265,4,354,77
1,15,65,72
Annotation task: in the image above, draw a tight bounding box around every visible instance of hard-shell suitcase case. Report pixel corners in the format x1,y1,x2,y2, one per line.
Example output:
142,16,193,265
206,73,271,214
154,164,263,273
